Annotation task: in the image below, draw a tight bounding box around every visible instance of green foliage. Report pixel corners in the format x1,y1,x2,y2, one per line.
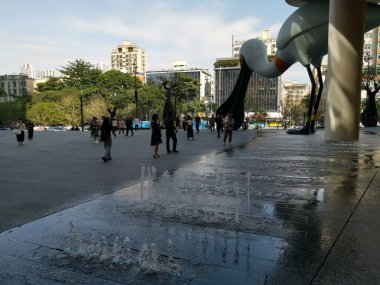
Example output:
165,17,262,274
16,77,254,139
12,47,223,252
170,74,200,103
58,59,102,89
84,96,108,121
0,87,31,124
98,69,137,92
23,59,205,125
137,84,166,119
27,101,62,126
0,87,7,97
179,99,206,116
214,59,240,68
35,77,64,92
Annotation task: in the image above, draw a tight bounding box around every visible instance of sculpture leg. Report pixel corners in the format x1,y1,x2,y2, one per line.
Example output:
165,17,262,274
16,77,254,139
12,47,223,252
288,65,316,135
310,67,323,134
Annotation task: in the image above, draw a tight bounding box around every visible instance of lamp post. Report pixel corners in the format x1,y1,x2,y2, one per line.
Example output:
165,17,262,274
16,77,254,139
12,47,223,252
80,89,84,131
174,92,177,118
133,60,138,119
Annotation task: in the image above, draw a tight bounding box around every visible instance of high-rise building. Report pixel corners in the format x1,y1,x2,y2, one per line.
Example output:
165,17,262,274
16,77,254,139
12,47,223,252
232,29,277,59
282,81,310,112
221,29,282,115
214,59,283,115
146,62,213,102
95,63,111,73
34,69,55,79
20,64,34,78
363,27,380,70
111,40,147,80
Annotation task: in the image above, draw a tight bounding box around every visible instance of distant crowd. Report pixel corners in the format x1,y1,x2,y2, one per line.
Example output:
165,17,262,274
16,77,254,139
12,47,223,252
10,110,238,162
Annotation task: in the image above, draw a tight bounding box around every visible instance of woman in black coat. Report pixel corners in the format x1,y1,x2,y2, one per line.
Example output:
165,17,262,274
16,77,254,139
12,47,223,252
150,114,162,158
100,117,113,162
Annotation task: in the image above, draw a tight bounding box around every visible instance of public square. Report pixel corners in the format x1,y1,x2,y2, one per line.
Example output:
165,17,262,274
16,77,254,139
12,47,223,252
0,128,379,284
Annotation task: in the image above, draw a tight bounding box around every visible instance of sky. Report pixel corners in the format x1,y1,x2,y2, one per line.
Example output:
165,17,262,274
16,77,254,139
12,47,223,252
0,0,310,83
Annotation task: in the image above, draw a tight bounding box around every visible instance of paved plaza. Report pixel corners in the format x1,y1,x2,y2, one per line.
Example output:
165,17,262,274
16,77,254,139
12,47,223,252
0,128,379,284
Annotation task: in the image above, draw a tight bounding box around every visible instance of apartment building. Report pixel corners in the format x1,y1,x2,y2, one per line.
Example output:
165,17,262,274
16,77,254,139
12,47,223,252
282,81,309,111
0,74,34,102
232,29,277,59
111,40,147,80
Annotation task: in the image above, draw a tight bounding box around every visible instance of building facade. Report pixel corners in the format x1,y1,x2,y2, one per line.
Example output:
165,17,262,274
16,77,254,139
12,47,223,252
20,64,34,78
146,64,213,102
34,69,55,79
111,40,147,79
362,26,380,79
214,61,283,114
232,29,277,59
221,29,282,115
0,74,34,102
282,81,310,111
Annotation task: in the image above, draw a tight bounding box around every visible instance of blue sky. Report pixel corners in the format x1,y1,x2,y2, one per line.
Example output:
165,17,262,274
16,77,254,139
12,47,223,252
0,0,309,83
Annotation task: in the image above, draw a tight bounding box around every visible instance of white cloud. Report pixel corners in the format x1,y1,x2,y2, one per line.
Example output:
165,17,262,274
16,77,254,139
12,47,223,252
60,3,267,70
1,0,302,81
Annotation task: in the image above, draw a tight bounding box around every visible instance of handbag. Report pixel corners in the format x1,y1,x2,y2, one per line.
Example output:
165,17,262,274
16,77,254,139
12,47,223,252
13,129,21,135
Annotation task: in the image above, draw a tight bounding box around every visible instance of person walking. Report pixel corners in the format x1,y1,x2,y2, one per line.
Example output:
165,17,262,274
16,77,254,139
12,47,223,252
90,117,100,143
100,117,113,162
186,115,194,140
215,113,223,138
164,111,178,154
195,115,201,134
14,119,26,145
125,117,134,136
151,114,162,158
118,119,126,135
26,120,34,140
223,112,234,145
111,118,118,138
209,114,215,132
182,117,187,132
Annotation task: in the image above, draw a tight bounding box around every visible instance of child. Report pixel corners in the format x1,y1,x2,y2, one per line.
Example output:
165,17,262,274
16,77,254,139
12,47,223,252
150,114,162,158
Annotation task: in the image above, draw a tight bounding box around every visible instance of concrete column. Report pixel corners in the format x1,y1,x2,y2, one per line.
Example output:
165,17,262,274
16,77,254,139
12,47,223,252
325,0,366,141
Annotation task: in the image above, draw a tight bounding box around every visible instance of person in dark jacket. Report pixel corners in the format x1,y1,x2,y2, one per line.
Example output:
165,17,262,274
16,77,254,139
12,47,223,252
164,111,178,154
151,114,162,158
100,117,113,162
125,117,134,136
195,115,201,134
26,121,35,140
215,113,223,138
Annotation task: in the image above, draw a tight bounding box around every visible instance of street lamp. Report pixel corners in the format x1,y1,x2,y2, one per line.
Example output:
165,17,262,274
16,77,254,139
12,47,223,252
174,92,177,118
80,89,84,131
133,60,138,119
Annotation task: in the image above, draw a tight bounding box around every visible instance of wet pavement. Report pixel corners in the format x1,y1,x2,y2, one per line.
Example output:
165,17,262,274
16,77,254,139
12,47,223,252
0,128,379,284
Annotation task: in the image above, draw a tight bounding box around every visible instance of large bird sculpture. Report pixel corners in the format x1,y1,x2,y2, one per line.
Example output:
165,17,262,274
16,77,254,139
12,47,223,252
217,0,380,134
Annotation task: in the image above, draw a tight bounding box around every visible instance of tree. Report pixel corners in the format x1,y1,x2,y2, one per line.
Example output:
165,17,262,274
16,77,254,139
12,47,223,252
171,74,200,104
98,69,137,93
35,77,64,92
60,93,81,127
180,99,206,116
137,84,166,119
84,96,108,122
58,59,102,89
361,63,379,127
27,102,62,126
